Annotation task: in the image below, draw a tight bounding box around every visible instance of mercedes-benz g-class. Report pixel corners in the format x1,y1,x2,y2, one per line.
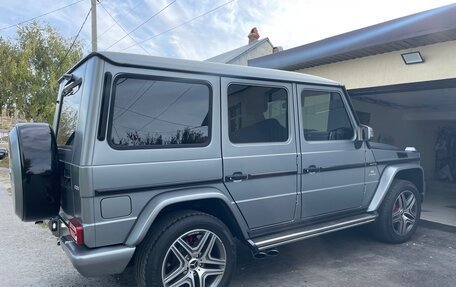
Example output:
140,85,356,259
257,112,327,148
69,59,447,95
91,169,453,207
9,52,424,287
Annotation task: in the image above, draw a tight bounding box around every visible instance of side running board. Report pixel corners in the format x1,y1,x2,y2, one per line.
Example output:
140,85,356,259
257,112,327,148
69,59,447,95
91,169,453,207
251,213,377,251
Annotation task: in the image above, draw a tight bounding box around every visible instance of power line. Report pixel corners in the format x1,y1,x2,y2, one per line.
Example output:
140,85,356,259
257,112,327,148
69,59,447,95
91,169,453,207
56,8,92,73
106,0,176,50
98,0,145,38
0,0,85,31
114,104,197,128
98,1,150,54
136,85,193,131
122,0,235,51
113,81,156,120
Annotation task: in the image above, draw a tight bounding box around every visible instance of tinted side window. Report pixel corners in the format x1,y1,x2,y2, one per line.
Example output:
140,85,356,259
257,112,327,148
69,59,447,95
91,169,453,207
301,90,354,141
228,84,288,143
109,77,211,148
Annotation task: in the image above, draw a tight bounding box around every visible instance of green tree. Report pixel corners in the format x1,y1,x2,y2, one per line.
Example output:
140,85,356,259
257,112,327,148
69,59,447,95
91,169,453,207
0,21,84,123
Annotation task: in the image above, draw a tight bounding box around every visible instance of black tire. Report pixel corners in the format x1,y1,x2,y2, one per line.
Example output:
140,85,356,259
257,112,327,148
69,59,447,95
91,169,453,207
135,210,237,287
372,179,421,243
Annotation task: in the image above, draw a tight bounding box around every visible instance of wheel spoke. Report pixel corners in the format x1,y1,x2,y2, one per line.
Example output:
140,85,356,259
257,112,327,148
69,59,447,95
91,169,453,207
164,269,187,286
169,272,194,287
392,211,402,223
196,269,205,287
171,244,189,264
200,233,216,257
201,256,226,268
203,268,224,277
200,235,226,267
398,193,406,209
405,218,414,233
163,246,188,286
200,268,224,287
397,218,404,234
176,238,194,258
405,194,416,211
195,231,212,254
395,217,404,234
404,210,416,221
405,212,415,223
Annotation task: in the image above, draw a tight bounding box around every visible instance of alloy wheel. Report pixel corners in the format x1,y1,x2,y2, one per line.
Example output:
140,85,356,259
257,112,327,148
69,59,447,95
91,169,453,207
161,229,227,287
391,190,417,236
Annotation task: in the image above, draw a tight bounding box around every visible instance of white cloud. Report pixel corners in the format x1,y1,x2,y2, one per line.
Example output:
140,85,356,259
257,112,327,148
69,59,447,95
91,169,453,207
1,0,455,60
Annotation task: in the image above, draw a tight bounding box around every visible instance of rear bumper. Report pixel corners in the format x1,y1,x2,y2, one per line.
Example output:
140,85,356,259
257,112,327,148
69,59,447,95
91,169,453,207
61,236,135,277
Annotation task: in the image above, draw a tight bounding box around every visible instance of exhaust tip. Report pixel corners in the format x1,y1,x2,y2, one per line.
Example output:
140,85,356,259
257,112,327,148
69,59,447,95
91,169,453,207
266,249,279,257
253,249,279,259
253,252,267,259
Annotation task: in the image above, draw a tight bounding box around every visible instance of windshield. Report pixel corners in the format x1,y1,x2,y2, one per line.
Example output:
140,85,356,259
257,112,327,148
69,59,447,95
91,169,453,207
56,76,83,146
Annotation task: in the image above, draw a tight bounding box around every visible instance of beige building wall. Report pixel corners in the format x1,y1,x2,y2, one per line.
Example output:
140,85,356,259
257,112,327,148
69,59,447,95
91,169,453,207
230,41,273,66
296,41,456,89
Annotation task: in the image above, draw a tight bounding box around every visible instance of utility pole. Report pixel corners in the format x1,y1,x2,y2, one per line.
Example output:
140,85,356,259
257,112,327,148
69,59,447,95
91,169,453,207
91,0,97,52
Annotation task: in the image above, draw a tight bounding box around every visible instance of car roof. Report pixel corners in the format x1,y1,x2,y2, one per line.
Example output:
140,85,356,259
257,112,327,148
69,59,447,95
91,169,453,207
67,52,341,87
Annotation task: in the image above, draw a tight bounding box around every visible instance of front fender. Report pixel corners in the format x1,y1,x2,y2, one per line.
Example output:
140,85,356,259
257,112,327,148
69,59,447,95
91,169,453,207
124,186,248,246
367,163,424,212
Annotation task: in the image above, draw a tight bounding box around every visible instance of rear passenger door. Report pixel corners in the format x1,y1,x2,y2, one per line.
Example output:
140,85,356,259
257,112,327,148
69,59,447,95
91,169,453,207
297,86,366,218
221,78,299,229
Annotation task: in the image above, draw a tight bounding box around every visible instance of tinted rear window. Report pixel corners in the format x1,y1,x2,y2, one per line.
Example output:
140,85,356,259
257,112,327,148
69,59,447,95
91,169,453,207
109,76,211,148
56,80,82,146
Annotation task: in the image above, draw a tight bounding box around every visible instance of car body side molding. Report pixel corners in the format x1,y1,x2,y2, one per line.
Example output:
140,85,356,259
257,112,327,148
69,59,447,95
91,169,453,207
367,163,424,212
124,187,248,246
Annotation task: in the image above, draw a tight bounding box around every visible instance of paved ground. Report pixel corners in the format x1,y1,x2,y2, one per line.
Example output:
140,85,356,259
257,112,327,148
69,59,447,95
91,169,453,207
0,170,455,286
422,181,456,227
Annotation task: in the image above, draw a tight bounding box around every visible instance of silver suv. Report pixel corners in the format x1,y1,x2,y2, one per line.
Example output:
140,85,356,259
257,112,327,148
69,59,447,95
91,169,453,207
9,52,424,287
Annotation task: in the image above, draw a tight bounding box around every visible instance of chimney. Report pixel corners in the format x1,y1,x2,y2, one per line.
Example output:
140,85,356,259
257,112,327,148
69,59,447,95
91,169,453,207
248,27,260,44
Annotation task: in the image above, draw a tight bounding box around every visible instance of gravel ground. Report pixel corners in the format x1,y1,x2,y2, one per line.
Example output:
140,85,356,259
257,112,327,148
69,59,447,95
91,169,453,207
0,167,455,287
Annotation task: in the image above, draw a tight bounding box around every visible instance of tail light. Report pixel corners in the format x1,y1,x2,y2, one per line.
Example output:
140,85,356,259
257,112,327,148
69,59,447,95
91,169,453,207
69,218,84,245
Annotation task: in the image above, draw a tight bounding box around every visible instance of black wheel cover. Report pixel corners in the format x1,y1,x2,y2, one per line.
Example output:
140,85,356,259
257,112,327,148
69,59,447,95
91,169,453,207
9,123,60,222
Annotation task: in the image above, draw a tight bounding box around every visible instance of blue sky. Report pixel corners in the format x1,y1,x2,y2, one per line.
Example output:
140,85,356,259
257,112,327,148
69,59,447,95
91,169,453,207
1,0,455,60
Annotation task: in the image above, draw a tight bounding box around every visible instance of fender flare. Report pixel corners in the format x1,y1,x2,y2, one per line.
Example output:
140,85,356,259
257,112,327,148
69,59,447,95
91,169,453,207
367,163,425,212
124,187,249,246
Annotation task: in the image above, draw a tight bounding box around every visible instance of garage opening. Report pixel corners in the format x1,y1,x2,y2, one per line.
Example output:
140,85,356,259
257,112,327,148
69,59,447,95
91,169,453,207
349,79,456,226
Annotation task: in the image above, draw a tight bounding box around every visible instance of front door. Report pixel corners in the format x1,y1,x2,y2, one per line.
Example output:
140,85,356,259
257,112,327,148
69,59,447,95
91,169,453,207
221,78,299,229
297,85,366,218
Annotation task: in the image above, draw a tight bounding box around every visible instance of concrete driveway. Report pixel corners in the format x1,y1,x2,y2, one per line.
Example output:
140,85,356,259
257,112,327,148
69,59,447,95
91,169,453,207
0,180,455,286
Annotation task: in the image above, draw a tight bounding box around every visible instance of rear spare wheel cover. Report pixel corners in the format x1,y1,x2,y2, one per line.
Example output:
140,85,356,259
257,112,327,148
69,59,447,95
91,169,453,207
9,123,60,222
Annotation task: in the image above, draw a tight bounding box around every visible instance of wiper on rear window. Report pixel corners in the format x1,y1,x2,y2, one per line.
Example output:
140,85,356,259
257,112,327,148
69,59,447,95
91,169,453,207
61,74,82,97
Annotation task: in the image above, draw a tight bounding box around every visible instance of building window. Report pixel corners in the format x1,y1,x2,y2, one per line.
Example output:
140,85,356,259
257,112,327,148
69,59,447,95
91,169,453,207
109,76,211,148
228,84,288,143
301,90,354,141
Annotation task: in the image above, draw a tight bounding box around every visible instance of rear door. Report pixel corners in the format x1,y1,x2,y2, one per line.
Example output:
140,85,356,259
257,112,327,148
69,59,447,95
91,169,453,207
297,85,366,218
221,78,299,229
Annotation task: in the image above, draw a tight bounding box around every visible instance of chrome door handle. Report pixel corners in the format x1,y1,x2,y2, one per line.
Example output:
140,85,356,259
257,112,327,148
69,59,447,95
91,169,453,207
303,165,320,174
225,172,249,182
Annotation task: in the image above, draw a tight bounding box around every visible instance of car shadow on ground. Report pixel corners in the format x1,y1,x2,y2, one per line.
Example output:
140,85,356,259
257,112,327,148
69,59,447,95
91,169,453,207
109,224,456,287
111,226,376,286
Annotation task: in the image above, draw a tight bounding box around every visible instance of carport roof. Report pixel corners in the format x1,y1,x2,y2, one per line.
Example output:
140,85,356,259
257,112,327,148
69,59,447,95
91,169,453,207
249,3,456,71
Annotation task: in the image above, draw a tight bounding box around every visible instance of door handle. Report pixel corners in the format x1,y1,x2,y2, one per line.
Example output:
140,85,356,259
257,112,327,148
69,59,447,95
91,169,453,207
225,172,249,182
303,165,320,174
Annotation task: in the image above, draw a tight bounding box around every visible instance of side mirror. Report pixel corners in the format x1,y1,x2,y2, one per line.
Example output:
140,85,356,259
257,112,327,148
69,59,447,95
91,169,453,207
358,125,374,142
0,152,6,160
